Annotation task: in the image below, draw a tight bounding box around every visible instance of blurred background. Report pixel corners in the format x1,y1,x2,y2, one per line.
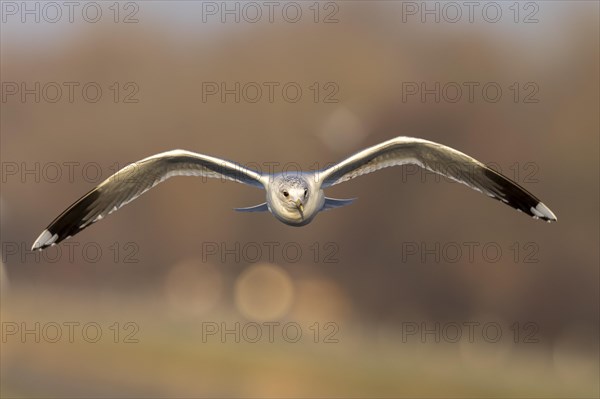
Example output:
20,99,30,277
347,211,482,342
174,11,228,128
1,1,598,397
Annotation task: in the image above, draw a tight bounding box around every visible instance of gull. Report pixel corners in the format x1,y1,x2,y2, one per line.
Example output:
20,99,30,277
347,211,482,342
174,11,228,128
32,136,556,250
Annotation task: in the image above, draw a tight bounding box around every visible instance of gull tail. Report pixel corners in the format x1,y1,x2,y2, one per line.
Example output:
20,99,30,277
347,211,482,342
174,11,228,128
234,202,269,212
322,197,356,211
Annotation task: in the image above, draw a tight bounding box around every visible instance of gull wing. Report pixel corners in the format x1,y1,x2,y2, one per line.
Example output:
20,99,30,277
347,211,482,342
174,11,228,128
32,150,265,250
318,137,556,222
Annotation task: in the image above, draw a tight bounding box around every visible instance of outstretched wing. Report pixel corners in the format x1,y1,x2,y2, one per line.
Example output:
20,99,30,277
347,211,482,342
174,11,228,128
318,137,557,222
32,150,266,250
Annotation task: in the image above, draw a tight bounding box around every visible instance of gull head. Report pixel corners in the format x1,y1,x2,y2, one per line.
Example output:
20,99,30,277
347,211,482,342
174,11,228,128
267,174,324,226
277,175,309,214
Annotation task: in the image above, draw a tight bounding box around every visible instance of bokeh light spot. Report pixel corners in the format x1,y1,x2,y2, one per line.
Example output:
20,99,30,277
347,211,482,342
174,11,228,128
234,263,294,321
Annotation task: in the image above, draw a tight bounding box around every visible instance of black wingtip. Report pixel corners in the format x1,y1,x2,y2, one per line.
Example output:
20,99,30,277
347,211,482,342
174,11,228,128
483,168,557,222
32,188,102,250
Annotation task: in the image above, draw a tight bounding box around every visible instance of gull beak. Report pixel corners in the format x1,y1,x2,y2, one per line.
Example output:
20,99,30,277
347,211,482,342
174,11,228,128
295,199,304,213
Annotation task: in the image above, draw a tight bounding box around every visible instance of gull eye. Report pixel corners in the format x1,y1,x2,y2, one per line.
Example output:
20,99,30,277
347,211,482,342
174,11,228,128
283,190,289,197
304,189,308,197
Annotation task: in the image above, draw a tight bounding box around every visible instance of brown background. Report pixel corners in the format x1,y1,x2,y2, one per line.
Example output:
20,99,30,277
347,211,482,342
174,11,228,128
1,1,598,397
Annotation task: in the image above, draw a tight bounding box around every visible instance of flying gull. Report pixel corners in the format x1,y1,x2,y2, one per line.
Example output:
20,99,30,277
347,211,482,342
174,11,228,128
32,136,556,250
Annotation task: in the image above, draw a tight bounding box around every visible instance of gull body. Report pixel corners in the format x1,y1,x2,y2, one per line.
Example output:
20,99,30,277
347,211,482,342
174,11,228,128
32,136,557,250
